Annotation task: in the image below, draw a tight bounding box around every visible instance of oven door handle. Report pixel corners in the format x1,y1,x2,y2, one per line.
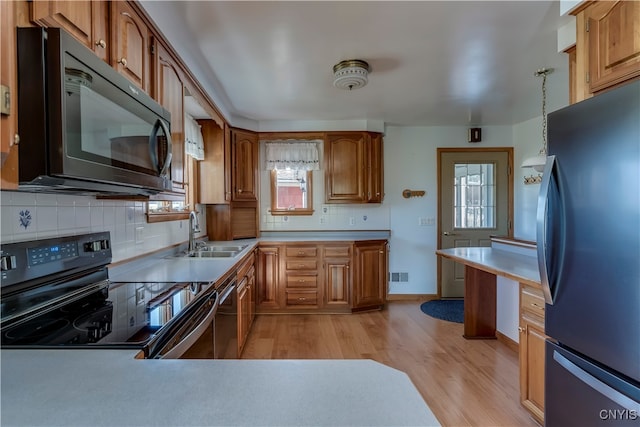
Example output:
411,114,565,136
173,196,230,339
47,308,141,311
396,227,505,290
150,290,219,359
218,279,236,304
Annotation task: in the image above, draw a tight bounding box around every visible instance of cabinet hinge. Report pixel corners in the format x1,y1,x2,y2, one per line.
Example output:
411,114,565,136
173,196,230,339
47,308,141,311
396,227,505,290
585,19,590,33
150,44,155,55
586,72,590,84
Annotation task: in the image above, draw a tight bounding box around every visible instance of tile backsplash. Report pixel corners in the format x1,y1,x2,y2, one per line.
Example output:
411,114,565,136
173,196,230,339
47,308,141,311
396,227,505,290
0,191,205,263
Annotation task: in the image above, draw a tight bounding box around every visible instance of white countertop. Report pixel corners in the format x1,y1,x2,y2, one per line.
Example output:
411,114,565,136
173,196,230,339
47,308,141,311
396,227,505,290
0,350,440,427
436,247,541,286
109,232,391,284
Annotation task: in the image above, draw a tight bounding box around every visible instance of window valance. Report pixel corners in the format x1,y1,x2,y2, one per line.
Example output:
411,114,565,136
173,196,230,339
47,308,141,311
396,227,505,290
265,141,320,171
184,113,205,160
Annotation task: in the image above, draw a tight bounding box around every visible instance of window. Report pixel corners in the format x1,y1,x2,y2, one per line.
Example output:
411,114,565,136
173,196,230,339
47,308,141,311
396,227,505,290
147,200,190,223
270,169,313,215
453,163,496,228
264,140,319,216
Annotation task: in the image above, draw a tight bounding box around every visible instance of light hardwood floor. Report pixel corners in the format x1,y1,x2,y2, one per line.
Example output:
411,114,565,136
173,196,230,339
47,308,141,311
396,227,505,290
241,302,539,427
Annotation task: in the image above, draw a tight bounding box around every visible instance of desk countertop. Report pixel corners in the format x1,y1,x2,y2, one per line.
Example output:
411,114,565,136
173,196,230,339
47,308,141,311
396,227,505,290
436,247,541,287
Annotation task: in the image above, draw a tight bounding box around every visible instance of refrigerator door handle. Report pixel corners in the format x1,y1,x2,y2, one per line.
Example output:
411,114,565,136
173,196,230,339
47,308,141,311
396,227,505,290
554,350,640,412
537,155,560,305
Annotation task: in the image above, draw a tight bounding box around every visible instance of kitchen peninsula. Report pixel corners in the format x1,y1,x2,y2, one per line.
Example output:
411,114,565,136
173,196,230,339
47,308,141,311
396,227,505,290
1,350,440,426
436,237,546,423
436,238,540,339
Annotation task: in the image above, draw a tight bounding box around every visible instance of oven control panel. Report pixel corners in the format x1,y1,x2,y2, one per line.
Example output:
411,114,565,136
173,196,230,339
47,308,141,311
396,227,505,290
28,242,78,266
0,232,112,289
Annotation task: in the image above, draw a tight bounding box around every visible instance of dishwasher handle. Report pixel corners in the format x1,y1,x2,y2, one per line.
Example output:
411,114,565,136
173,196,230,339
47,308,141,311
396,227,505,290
150,290,219,359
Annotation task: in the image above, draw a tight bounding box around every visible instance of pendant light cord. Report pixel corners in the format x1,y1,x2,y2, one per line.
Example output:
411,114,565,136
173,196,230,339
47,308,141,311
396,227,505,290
540,71,547,156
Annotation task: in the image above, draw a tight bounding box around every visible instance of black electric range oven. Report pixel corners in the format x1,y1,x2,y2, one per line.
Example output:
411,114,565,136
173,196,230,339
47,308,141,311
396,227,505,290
0,232,221,359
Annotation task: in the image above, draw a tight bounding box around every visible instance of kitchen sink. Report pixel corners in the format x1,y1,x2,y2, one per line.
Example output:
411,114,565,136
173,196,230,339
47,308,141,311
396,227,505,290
173,244,248,258
188,251,239,258
199,245,248,252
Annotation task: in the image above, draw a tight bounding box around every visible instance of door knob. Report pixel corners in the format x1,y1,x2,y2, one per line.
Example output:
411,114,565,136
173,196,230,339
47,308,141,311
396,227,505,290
443,232,457,236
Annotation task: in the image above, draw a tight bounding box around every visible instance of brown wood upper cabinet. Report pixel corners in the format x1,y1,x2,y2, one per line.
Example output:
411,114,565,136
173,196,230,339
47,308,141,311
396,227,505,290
30,0,110,63
199,121,231,204
324,131,384,204
571,0,640,103
1,0,18,189
153,39,185,194
111,1,150,92
231,128,259,201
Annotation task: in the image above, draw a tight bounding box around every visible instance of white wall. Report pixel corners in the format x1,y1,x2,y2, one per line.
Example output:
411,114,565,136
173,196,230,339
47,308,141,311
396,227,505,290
0,191,206,263
384,125,521,295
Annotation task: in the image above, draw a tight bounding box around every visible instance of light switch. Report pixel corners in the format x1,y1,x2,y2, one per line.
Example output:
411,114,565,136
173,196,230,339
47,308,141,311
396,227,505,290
1,85,10,115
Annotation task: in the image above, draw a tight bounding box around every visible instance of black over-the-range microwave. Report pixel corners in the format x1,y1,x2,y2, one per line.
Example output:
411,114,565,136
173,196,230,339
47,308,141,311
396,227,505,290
17,27,173,196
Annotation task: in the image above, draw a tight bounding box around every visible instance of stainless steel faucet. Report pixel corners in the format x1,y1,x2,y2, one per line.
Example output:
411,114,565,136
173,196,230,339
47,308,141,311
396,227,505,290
188,210,200,253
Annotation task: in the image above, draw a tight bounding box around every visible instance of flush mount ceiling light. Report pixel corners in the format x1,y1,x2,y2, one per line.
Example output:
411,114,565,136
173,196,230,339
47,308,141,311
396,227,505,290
522,67,553,184
333,59,370,90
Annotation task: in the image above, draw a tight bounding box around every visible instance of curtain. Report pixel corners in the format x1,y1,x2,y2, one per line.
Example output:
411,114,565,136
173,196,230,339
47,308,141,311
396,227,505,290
184,114,205,160
265,141,320,170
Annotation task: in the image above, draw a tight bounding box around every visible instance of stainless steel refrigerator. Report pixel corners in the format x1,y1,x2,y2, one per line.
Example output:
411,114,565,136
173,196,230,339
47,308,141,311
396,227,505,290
538,80,640,426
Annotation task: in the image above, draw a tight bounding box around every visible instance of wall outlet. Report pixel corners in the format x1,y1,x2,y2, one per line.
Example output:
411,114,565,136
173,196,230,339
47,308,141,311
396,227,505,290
426,217,436,226
135,227,144,244
349,217,355,226
319,216,326,224
418,217,428,226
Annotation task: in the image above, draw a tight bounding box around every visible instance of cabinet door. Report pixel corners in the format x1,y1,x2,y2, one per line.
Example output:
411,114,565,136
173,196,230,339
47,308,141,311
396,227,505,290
256,246,281,309
353,241,387,309
247,264,256,328
198,120,230,204
586,1,640,93
519,314,546,424
231,128,258,201
111,1,149,91
367,133,384,203
154,40,185,193
237,278,248,355
31,0,109,63
0,0,18,189
325,133,366,203
324,259,351,308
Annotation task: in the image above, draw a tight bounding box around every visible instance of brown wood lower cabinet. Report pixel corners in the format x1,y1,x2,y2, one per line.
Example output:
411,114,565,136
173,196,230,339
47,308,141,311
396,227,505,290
519,283,547,424
323,244,351,309
236,250,256,356
255,240,386,314
256,245,281,310
353,240,387,311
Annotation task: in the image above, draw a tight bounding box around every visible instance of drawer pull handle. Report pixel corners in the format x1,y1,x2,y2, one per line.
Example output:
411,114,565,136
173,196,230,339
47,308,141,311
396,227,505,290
518,327,525,333
298,297,306,301
95,39,107,49
531,303,544,310
298,251,305,255
299,279,304,282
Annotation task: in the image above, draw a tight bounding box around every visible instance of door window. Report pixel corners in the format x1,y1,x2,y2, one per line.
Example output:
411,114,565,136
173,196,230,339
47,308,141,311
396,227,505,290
453,163,496,228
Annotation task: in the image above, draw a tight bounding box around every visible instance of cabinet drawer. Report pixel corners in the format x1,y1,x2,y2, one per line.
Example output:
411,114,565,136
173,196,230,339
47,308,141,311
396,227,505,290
285,246,317,257
285,260,318,271
237,253,255,279
286,290,318,306
286,275,317,288
521,285,546,317
324,245,351,258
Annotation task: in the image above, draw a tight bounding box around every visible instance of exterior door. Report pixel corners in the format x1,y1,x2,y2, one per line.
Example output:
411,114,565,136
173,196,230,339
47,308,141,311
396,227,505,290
438,149,512,298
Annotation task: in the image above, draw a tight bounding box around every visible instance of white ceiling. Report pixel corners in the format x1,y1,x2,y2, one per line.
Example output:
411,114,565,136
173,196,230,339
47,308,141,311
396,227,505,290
140,1,571,127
